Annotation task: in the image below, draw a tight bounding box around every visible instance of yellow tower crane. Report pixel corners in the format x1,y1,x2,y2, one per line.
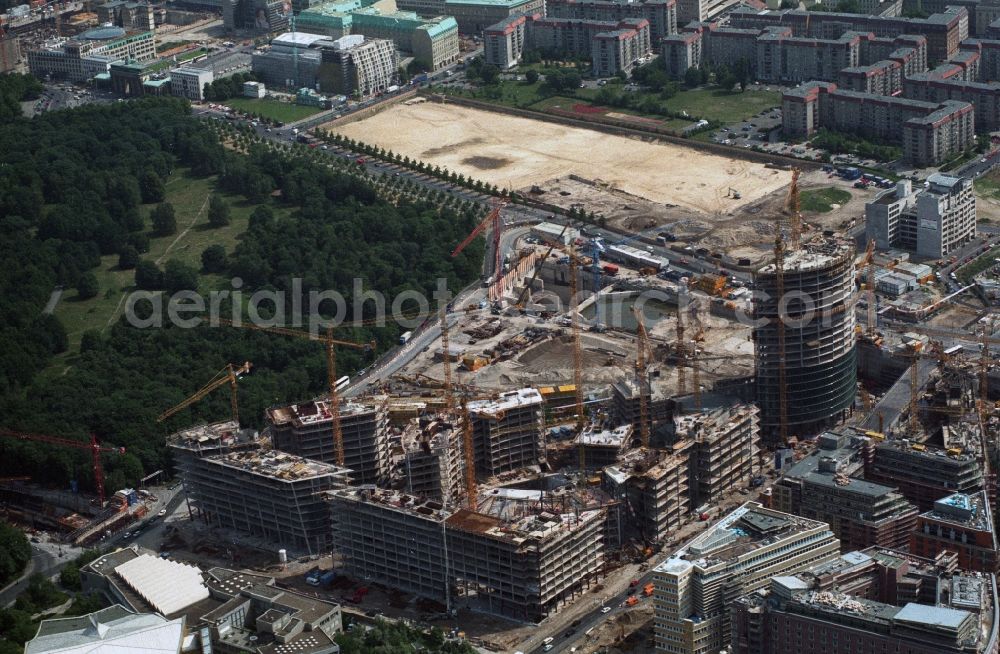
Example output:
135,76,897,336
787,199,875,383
219,319,374,466
157,361,252,424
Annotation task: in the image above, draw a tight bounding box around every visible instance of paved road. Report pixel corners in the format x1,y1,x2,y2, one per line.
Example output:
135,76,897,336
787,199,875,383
0,547,61,608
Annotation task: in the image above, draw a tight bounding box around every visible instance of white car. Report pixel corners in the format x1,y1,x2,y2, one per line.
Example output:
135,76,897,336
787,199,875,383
601,606,612,614
158,509,167,516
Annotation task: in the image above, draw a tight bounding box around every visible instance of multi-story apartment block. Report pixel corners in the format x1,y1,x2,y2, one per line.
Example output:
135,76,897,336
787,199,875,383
727,7,968,63
546,0,677,44
905,66,1000,130
27,26,155,81
445,0,544,33
653,503,841,654
836,59,902,95
483,12,534,68
911,491,998,572
400,413,466,506
782,81,975,167
266,396,390,486
866,175,977,259
251,31,326,88
593,22,651,76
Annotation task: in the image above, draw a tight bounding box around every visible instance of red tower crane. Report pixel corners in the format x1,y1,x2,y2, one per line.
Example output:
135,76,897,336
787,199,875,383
451,201,508,278
0,428,125,506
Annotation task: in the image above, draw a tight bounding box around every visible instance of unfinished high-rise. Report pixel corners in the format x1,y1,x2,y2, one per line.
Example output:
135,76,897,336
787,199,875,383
266,397,389,486
577,424,633,470
605,446,691,544
468,388,544,476
677,404,760,507
400,413,466,506
177,448,351,554
753,241,857,442
329,488,604,622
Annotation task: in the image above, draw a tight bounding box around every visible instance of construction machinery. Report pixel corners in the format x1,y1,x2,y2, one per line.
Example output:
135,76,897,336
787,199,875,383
460,396,477,508
0,428,125,506
773,175,792,445
451,200,508,279
219,320,374,466
157,361,252,424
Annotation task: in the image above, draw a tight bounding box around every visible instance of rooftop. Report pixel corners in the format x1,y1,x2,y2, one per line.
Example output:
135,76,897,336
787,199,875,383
167,420,259,452
655,502,831,572
26,607,184,654
923,491,995,536
267,396,381,428
468,387,543,415
207,449,350,482
577,424,632,447
114,553,210,616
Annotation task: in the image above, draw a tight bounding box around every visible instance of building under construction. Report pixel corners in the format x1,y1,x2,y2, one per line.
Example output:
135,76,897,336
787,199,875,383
865,439,983,511
611,378,672,439
577,424,633,470
754,240,858,442
178,448,351,554
266,397,389,486
328,488,604,622
467,388,545,476
676,404,760,507
605,446,690,545
399,413,466,506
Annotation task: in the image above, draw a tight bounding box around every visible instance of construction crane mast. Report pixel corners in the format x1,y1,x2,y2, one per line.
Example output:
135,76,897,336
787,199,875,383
770,174,794,445
451,201,508,280
220,320,373,466
788,168,802,250
676,301,687,398
157,361,252,424
908,341,924,433
0,428,124,506
633,307,651,448
862,239,877,337
461,397,477,508
690,300,705,412
440,302,454,410
569,244,586,471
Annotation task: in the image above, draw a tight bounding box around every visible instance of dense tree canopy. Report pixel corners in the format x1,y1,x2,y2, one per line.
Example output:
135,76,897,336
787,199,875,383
0,96,484,493
0,523,30,587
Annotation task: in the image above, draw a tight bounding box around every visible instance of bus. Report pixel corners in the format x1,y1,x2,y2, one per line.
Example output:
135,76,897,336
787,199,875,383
399,331,413,345
335,376,349,392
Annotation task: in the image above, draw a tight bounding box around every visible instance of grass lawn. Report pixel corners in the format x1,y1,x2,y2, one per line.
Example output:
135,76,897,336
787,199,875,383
50,169,279,359
662,87,780,124
801,187,852,213
225,97,322,123
975,173,1000,200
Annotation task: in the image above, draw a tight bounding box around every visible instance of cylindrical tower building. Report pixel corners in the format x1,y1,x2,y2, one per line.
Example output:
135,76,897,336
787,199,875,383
753,241,857,443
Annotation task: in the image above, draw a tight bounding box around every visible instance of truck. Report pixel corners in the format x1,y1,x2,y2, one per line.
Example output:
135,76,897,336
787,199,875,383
399,331,413,345
642,583,654,597
602,263,619,276
626,596,639,607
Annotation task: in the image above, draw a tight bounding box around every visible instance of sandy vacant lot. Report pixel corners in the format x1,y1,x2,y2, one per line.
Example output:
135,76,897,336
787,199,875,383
330,101,789,214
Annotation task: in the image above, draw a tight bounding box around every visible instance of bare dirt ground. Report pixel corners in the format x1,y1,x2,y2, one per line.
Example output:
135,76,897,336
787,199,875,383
330,102,790,214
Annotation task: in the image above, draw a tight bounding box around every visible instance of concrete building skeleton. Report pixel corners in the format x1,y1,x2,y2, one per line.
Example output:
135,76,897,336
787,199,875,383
676,404,760,507
399,413,466,505
266,396,390,486
467,388,545,477
329,488,604,621
171,447,351,554
866,439,984,511
604,446,691,544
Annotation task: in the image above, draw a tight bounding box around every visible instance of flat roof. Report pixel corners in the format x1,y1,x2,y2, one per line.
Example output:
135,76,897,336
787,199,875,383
895,602,970,630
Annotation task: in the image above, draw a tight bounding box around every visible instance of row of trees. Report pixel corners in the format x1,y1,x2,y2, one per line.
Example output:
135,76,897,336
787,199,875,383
0,73,43,122
811,128,903,162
